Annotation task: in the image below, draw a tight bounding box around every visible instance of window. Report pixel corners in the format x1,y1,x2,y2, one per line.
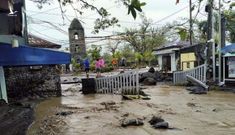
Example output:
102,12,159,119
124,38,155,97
187,62,190,68
74,33,78,40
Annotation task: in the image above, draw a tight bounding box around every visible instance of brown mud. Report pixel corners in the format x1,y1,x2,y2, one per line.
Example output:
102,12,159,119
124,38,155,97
27,83,235,135
0,101,36,135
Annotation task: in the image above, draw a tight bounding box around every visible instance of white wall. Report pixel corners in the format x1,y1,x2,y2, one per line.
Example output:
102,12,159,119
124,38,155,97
171,53,176,72
158,55,162,70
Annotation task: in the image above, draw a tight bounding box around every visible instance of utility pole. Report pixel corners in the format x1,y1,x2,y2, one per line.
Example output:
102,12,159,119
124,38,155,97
218,0,222,85
23,0,28,44
206,0,214,81
189,0,193,46
221,13,226,83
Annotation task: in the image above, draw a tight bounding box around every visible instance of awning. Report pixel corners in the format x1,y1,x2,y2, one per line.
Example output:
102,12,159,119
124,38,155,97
0,42,71,66
223,52,235,57
221,43,235,54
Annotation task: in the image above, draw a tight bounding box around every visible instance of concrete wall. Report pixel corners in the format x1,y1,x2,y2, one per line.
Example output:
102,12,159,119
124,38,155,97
4,66,61,102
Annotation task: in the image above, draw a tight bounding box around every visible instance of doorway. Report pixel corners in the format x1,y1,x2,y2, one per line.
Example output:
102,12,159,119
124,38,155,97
162,55,171,72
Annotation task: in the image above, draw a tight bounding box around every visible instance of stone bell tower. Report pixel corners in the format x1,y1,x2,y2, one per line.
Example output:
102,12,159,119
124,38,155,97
68,18,86,61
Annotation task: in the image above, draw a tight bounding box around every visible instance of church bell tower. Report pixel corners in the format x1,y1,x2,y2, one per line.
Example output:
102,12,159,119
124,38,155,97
68,18,86,61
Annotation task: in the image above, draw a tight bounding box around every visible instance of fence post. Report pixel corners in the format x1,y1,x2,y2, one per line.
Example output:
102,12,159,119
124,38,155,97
204,64,206,82
136,70,139,96
0,67,8,103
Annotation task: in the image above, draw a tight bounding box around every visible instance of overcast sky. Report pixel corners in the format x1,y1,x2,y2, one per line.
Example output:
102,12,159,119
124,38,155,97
25,0,208,49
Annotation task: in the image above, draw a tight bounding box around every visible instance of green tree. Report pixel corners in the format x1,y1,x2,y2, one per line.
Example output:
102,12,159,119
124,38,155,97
143,50,155,66
224,10,235,42
134,52,143,67
122,15,167,54
87,46,101,61
30,0,145,33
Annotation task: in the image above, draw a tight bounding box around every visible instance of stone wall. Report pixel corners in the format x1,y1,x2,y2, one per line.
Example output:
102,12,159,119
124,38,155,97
4,66,61,102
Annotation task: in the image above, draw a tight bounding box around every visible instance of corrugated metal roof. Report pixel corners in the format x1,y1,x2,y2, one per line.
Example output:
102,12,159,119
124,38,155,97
28,34,61,49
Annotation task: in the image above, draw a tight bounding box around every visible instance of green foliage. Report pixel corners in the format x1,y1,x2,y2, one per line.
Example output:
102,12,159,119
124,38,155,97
134,52,143,64
224,10,235,42
124,0,146,19
102,53,112,64
120,46,135,63
143,51,155,65
197,20,207,41
87,46,101,61
71,58,81,71
175,27,188,41
113,51,122,61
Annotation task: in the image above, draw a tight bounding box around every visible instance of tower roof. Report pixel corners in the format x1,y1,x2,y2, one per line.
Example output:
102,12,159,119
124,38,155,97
69,18,83,30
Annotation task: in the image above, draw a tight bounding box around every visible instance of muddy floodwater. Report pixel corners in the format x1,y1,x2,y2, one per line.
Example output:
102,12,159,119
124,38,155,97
27,83,235,135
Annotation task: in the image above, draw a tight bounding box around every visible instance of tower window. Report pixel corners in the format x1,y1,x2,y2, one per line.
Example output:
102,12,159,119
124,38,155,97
74,33,78,40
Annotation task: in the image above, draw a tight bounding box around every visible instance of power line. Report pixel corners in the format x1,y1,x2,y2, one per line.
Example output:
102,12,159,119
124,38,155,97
152,0,198,25
26,10,142,24
29,7,61,16
28,16,124,34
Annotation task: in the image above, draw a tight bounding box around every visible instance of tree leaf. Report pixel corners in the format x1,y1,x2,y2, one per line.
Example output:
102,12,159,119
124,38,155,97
230,2,235,9
140,2,146,6
130,7,137,19
128,6,131,14
135,6,142,12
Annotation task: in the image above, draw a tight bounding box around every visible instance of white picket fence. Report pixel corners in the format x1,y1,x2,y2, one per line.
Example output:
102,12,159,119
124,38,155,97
173,64,207,85
95,70,139,95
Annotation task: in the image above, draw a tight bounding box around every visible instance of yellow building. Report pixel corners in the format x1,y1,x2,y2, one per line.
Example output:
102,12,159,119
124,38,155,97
180,52,196,71
179,44,205,71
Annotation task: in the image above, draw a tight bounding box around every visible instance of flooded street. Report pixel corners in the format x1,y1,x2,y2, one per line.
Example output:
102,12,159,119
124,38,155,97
28,83,235,135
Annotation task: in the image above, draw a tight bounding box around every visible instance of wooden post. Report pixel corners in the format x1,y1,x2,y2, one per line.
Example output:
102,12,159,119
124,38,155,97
0,67,7,103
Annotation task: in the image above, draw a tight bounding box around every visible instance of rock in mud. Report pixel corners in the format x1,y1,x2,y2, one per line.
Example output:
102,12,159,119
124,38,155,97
100,101,118,110
139,72,157,83
121,113,129,117
148,67,155,73
0,99,7,106
187,102,196,107
84,116,90,119
212,108,219,112
56,111,73,116
122,95,133,100
153,121,169,129
100,101,116,106
149,116,164,125
149,116,170,129
142,77,157,85
121,119,144,127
